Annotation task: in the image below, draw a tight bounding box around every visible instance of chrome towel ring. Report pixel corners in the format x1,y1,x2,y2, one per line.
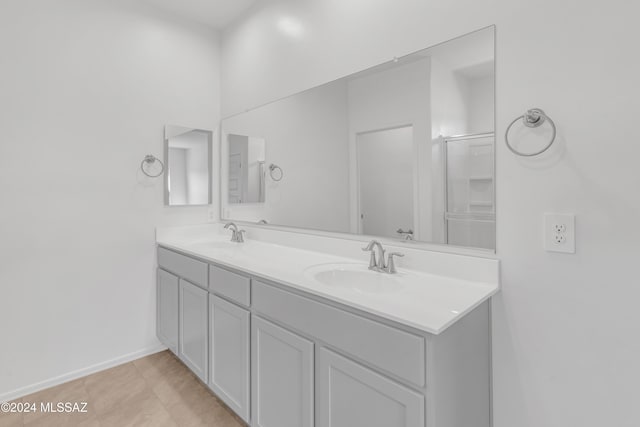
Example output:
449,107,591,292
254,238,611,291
141,154,165,178
505,108,556,157
269,163,283,181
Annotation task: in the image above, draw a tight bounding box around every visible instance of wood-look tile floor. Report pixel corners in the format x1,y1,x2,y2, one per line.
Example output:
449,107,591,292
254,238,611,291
0,351,246,427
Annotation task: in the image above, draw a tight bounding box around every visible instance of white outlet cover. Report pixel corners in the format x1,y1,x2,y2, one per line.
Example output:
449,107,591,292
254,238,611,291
544,213,576,253
207,209,217,222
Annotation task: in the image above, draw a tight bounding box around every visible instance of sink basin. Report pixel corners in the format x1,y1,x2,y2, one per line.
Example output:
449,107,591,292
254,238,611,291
304,263,403,294
189,240,242,251
208,241,241,248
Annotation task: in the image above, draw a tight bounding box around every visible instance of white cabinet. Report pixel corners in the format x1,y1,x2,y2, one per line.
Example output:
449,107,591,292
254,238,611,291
317,348,424,427
179,279,208,382
157,269,179,354
252,279,425,387
158,246,490,427
209,295,250,422
252,316,314,427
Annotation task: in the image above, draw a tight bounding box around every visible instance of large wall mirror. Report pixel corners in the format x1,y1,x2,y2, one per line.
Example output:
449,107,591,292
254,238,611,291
221,26,495,251
165,125,212,206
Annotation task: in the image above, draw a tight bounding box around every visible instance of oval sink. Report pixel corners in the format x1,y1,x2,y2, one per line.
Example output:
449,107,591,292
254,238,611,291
189,240,243,251
304,263,402,294
207,241,241,249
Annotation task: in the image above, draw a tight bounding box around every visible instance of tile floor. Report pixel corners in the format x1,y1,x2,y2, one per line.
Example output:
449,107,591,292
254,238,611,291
0,351,246,427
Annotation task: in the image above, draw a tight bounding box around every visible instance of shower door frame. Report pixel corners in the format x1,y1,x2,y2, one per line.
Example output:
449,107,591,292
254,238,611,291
442,132,495,247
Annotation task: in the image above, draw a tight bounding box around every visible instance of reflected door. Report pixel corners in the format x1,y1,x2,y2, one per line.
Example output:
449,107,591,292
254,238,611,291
357,126,414,239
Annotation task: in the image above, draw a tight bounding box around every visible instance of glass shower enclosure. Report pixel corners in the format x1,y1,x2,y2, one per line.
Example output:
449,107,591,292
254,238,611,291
444,133,495,250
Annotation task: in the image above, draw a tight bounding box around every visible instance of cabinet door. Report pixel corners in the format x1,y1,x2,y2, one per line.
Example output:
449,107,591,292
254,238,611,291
179,279,208,382
318,348,424,427
157,269,179,353
252,316,314,427
209,295,250,422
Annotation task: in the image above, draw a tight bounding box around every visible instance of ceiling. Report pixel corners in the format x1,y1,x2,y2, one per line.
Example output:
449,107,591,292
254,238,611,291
427,27,494,73
139,0,259,29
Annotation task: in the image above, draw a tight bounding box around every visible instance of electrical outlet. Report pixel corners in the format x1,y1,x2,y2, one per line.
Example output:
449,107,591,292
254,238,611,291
207,209,217,223
554,224,566,233
545,213,575,253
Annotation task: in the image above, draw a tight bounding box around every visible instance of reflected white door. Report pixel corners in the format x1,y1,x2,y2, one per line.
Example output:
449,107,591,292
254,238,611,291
357,126,414,239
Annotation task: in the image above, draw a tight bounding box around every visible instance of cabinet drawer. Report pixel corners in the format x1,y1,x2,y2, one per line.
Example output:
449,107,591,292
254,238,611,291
209,265,251,307
158,247,208,288
252,280,425,387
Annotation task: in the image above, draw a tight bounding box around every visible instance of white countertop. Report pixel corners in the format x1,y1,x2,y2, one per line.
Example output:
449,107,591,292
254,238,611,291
156,225,499,335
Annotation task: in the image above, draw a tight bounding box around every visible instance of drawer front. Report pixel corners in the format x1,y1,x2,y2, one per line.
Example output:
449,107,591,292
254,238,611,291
209,265,251,307
158,247,208,288
252,280,425,387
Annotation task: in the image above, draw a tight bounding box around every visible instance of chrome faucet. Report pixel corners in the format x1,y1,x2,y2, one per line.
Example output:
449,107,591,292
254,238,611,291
224,222,246,243
396,228,414,241
385,252,404,274
362,240,404,274
363,240,386,270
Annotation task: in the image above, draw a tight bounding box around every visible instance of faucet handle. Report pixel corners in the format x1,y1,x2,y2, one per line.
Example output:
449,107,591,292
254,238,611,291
236,229,246,243
385,252,404,274
362,243,377,269
362,240,376,251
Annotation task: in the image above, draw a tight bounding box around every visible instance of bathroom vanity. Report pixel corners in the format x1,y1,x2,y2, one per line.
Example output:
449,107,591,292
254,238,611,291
156,225,498,427
154,22,498,427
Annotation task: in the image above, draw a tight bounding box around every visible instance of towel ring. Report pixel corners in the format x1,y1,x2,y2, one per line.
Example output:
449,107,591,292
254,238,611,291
505,108,556,157
141,154,165,178
269,163,283,181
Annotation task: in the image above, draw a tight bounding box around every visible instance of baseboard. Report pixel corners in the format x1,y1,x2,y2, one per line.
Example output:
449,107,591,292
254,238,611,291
0,344,167,403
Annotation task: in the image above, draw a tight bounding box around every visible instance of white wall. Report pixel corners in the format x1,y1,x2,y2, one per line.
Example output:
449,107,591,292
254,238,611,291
0,0,220,399
431,58,470,138
221,79,350,232
221,1,640,426
467,74,495,134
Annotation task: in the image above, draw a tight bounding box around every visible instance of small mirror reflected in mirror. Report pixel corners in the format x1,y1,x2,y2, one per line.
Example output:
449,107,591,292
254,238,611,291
165,125,212,206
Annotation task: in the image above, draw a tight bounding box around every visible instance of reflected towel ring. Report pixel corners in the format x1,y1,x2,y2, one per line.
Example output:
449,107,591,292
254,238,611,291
505,108,556,157
269,163,283,181
141,154,165,178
